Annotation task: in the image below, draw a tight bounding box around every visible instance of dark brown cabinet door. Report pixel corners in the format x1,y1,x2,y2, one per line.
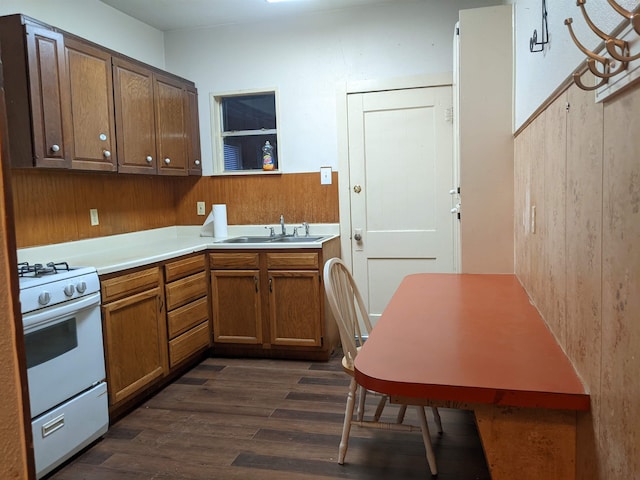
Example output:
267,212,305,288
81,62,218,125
65,37,117,171
187,86,202,175
211,270,262,344
268,270,322,347
154,74,187,176
113,58,157,174
25,25,73,168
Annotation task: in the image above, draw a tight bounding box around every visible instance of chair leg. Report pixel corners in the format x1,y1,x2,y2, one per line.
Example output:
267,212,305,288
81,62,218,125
416,406,438,476
339,377,358,465
396,404,407,423
373,395,387,422
431,407,443,434
356,385,366,422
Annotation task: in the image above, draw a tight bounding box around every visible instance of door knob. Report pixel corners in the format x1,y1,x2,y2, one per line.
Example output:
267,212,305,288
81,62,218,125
354,233,362,241
353,185,362,193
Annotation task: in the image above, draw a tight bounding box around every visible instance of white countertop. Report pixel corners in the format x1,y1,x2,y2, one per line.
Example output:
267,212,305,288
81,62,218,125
17,224,340,275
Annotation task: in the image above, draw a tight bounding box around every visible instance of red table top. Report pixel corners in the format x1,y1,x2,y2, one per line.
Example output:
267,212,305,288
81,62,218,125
354,274,590,411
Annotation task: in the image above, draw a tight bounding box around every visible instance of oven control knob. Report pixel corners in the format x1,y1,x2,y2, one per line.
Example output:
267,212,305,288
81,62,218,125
38,291,51,306
76,281,87,294
64,284,75,297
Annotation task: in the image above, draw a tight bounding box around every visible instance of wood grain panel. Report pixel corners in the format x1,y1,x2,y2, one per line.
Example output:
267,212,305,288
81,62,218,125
164,271,207,311
12,170,177,247
601,85,640,479
513,122,530,284
168,321,210,368
565,81,603,480
542,92,567,345
175,172,339,226
164,254,205,282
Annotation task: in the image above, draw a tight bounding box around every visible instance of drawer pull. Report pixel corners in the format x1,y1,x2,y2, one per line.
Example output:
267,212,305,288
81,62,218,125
42,414,65,438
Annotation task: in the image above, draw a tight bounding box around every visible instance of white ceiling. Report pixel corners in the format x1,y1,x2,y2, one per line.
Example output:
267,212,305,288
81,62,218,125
99,0,406,31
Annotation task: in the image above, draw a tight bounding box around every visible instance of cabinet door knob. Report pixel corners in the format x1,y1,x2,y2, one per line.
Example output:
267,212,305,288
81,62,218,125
103,150,111,158
194,159,200,166
353,185,362,193
164,158,171,165
146,156,153,163
50,144,60,153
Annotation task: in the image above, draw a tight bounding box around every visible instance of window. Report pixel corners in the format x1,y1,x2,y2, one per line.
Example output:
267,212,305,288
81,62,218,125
212,91,279,174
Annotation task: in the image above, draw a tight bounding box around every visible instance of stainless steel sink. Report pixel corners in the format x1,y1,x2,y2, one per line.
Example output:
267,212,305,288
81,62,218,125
270,236,326,243
220,236,275,243
221,235,327,244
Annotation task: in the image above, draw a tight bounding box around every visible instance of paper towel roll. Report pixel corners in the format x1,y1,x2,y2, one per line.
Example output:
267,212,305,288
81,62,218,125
212,204,228,238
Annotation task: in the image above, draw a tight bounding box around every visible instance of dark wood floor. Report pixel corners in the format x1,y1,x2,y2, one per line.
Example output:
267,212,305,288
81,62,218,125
48,352,490,479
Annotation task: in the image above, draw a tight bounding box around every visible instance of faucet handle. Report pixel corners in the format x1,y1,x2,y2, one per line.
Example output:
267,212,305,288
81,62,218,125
293,226,299,237
265,226,275,237
301,222,310,236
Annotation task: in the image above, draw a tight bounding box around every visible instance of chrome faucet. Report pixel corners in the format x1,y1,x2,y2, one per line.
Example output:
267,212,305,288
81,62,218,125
302,222,310,236
280,214,286,236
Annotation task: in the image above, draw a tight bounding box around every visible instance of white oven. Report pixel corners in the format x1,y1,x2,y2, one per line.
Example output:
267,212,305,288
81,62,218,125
19,263,108,479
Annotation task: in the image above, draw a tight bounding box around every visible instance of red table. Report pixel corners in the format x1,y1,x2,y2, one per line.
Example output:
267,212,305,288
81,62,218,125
354,274,589,480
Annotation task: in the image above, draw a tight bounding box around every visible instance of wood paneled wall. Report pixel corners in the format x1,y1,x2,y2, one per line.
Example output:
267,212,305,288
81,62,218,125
514,79,639,479
174,172,339,226
11,170,339,248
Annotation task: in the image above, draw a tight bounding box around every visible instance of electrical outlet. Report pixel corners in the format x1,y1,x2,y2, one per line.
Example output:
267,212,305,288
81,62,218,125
197,201,206,216
90,208,99,226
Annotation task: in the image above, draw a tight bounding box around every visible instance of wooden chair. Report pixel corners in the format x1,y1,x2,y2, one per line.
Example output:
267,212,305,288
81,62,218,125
323,257,442,476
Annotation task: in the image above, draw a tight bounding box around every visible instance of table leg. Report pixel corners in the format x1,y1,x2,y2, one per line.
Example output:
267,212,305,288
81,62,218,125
473,404,577,480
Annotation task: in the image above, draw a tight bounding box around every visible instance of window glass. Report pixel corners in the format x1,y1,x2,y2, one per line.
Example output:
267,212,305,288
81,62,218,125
215,91,278,173
222,95,276,131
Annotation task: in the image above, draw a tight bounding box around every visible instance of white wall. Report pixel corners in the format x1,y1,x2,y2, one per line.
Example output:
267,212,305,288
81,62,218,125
0,0,165,68
164,0,503,175
514,0,639,129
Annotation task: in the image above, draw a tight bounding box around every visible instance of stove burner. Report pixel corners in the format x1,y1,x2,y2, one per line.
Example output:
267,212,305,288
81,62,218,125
18,261,71,278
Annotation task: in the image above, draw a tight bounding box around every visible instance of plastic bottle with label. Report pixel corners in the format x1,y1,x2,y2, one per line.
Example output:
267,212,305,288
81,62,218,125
262,141,275,170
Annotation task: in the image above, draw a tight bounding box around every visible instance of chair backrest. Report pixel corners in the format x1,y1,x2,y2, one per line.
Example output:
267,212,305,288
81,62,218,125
323,257,373,369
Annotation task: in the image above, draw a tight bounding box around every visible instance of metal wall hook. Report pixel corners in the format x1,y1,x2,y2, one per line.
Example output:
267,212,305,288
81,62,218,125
530,0,550,53
577,0,627,49
586,57,627,79
564,18,609,63
605,38,640,62
573,68,609,91
606,1,640,35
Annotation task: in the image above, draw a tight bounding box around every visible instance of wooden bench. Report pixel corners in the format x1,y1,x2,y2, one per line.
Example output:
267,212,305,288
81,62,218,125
354,274,589,480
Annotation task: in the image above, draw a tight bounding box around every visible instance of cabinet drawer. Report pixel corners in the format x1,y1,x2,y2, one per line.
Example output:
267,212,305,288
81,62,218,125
101,267,160,303
165,271,207,311
266,252,319,269
167,296,209,339
209,252,260,269
165,254,205,282
169,321,210,367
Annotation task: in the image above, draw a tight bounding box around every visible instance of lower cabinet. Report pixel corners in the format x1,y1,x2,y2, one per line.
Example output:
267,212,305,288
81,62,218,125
101,267,167,410
164,254,211,368
100,254,211,416
209,242,340,360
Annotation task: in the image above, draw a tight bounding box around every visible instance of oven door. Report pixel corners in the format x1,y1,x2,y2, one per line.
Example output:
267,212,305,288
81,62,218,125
24,292,105,418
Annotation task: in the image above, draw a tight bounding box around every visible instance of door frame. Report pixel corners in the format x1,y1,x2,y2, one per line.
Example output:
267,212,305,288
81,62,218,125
336,73,458,272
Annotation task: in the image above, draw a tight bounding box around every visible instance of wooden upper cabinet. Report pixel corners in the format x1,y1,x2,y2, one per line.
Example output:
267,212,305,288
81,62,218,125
0,16,73,168
113,58,157,174
25,25,73,168
187,86,202,175
65,37,117,171
154,74,188,176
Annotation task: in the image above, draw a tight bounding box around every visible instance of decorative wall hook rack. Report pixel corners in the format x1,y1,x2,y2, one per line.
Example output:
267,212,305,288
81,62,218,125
566,0,640,91
530,0,549,52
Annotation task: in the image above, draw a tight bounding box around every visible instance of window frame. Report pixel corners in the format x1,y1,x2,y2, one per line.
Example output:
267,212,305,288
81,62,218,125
210,89,282,175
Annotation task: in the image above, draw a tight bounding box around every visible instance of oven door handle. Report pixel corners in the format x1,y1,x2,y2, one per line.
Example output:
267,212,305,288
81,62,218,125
23,292,101,332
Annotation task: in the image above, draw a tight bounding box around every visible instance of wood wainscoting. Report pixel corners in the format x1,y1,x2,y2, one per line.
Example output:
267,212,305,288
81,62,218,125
11,170,339,248
174,172,339,226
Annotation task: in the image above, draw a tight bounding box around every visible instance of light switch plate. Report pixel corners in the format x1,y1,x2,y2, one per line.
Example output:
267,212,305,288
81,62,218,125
320,166,332,185
197,201,206,215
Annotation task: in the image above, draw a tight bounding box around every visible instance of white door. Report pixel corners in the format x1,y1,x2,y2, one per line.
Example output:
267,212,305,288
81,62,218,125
347,86,455,326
